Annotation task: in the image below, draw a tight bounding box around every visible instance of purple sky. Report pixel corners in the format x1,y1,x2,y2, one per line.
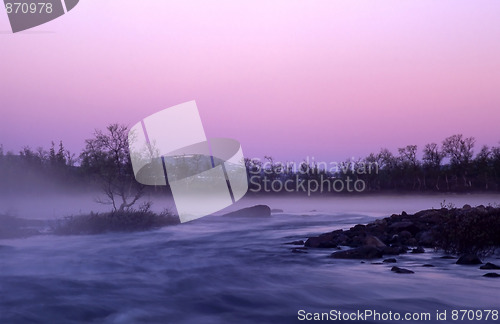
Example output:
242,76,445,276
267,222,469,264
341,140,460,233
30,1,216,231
1,0,500,163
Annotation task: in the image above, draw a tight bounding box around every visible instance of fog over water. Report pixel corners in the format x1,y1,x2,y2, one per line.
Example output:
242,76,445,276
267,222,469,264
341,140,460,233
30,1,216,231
2,192,499,220
1,193,499,323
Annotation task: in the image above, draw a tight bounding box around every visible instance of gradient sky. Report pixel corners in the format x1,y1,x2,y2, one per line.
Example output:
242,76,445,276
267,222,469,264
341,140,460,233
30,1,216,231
1,0,500,163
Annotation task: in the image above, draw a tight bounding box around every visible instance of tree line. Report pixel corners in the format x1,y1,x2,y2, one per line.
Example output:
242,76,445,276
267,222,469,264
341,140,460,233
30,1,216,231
1,126,499,206
246,134,500,193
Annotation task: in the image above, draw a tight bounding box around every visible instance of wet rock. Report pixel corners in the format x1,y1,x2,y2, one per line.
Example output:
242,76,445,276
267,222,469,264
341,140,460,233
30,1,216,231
222,205,271,218
422,264,435,267
483,273,500,278
411,246,425,254
330,246,383,260
391,230,412,245
389,221,420,235
407,238,418,246
374,218,387,226
292,248,308,254
364,235,386,248
389,221,413,230
480,262,500,270
416,231,435,247
350,235,365,247
440,255,456,259
456,254,482,265
285,240,305,245
383,258,397,263
351,224,366,231
304,235,337,248
391,266,414,274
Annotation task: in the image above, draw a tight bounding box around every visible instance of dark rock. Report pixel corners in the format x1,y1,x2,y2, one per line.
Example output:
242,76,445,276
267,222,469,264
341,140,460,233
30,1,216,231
407,238,418,246
304,236,337,248
391,266,414,274
318,242,337,248
389,221,414,230
394,230,412,243
285,240,304,245
483,273,500,278
374,218,387,226
292,248,308,254
330,246,383,260
222,205,271,218
383,258,397,263
480,262,500,270
351,224,366,231
417,231,435,247
411,246,425,254
422,264,435,267
350,235,365,247
333,233,350,246
364,235,386,248
388,221,420,235
417,211,445,225
371,262,383,265
440,255,456,259
462,204,472,210
456,254,483,265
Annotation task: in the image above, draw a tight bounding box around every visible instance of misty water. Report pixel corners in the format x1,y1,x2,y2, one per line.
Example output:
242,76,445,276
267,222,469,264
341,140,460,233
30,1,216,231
1,194,500,323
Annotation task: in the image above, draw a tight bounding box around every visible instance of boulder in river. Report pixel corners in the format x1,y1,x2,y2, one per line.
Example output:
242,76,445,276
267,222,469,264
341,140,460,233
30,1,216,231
330,246,383,259
391,266,414,274
479,262,500,270
383,258,397,263
483,273,500,278
285,240,305,246
365,235,386,248
456,254,482,265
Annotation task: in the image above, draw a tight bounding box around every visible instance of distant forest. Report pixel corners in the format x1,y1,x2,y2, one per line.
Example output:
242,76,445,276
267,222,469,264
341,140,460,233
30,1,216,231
247,134,500,193
1,126,499,198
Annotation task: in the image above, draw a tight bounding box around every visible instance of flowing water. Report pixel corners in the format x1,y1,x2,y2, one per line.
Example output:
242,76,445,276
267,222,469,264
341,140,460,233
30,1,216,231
1,195,499,323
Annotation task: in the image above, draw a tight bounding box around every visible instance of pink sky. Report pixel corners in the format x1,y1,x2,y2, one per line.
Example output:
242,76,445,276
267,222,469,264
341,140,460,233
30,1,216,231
1,0,500,162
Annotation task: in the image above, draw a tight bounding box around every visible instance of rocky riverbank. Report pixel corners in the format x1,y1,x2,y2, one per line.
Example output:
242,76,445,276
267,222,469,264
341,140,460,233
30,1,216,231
298,205,500,276
305,205,500,254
